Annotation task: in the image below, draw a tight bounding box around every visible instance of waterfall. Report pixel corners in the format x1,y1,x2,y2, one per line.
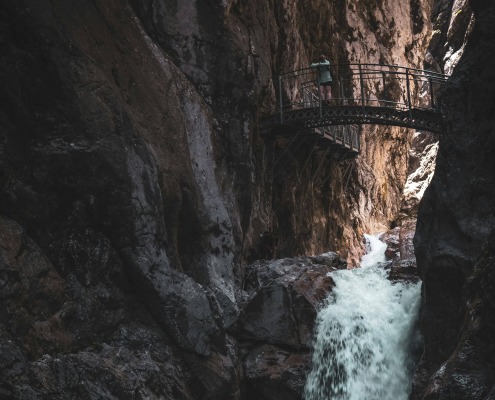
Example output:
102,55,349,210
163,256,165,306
304,234,422,400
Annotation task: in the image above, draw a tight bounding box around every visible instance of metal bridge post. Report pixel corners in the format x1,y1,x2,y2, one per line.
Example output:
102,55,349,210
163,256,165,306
359,64,365,114
406,68,412,120
382,72,386,99
279,76,283,123
356,127,360,152
318,81,322,118
429,77,434,109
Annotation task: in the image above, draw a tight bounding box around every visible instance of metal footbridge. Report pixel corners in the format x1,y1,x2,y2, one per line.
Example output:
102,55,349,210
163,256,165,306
261,63,448,160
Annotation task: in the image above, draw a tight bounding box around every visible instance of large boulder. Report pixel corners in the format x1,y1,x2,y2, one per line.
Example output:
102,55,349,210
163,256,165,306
381,220,419,282
240,253,343,348
240,253,344,399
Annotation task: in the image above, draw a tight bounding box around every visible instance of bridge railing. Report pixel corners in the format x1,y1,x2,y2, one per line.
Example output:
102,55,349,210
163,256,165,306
277,63,448,124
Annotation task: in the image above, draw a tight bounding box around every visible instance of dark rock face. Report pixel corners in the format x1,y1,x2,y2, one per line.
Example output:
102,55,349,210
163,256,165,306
427,0,474,74
240,253,343,399
0,1,239,398
412,0,495,398
412,232,495,400
0,0,432,398
0,216,198,400
244,344,310,400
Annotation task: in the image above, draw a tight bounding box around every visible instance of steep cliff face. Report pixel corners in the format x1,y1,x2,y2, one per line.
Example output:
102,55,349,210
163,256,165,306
0,0,434,398
413,0,495,398
131,0,433,264
1,2,241,398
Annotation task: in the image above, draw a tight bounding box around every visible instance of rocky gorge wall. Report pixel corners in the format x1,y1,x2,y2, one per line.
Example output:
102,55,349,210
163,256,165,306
0,0,436,399
412,0,495,398
130,0,434,264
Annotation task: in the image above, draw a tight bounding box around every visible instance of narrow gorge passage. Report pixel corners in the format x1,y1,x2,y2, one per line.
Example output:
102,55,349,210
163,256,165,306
305,235,422,400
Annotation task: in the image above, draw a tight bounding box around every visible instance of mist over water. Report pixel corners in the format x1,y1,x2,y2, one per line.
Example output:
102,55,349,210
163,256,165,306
304,235,422,400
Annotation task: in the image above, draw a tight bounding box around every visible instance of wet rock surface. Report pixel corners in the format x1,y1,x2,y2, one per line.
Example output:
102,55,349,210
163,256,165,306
381,220,420,283
240,253,344,399
244,344,310,400
241,253,342,347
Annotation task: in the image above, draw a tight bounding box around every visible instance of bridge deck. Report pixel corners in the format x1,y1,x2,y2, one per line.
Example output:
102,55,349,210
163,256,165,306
262,105,443,133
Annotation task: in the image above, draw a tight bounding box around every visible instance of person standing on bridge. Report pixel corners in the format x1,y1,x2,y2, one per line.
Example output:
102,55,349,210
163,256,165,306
311,55,333,101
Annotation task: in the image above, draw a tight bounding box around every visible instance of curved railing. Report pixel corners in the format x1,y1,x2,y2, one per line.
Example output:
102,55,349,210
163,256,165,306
265,63,448,133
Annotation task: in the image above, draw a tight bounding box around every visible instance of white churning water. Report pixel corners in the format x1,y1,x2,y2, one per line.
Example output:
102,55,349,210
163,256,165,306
304,234,422,400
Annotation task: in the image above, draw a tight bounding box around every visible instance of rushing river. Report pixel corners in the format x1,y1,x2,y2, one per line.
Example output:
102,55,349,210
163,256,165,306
304,235,422,400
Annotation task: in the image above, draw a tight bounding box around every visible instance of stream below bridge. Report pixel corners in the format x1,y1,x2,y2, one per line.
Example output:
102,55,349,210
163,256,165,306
304,235,422,400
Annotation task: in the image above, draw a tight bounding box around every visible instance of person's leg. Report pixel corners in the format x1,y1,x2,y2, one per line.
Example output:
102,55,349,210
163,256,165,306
325,84,332,100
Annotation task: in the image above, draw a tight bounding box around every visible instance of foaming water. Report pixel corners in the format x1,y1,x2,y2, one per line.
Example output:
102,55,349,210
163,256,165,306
304,234,422,400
